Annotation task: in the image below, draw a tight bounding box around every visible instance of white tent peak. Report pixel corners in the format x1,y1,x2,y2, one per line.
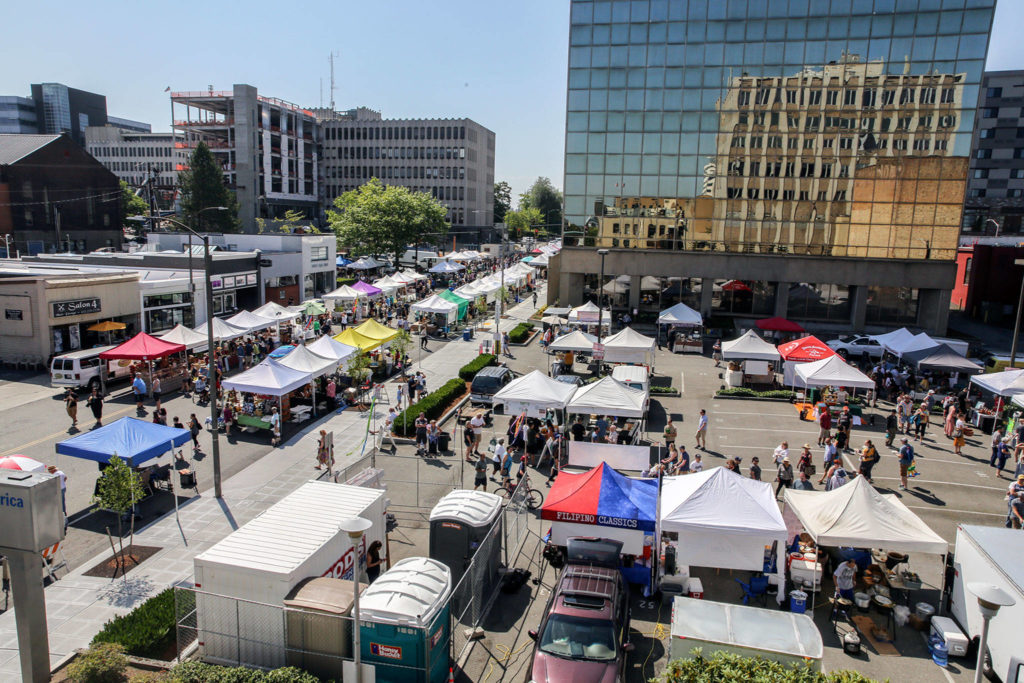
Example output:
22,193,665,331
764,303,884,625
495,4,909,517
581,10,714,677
661,467,786,535
548,329,597,352
721,329,781,361
567,376,647,418
306,335,358,363
604,326,656,349
276,344,337,377
795,355,875,389
658,302,702,326
492,370,578,409
159,324,208,350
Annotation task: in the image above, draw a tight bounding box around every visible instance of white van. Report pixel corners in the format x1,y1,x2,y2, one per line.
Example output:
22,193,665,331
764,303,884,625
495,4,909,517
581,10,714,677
398,249,440,270
50,346,133,393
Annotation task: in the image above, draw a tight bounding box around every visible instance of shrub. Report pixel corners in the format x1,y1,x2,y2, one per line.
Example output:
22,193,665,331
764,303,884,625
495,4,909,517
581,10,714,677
170,662,319,683
508,322,535,344
66,642,129,683
91,588,176,660
650,386,678,394
336,276,356,287
715,387,795,400
393,378,466,436
656,650,880,683
458,353,497,381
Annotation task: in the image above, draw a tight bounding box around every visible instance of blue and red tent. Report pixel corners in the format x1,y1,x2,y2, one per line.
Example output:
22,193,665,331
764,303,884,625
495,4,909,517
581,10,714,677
541,462,657,533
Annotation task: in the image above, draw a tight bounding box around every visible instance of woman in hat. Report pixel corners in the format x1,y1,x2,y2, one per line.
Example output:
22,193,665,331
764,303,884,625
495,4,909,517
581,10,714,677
797,444,814,476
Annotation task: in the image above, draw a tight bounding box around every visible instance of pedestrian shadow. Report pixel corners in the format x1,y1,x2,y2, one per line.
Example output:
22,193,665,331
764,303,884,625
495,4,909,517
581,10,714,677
67,425,80,435
903,486,945,506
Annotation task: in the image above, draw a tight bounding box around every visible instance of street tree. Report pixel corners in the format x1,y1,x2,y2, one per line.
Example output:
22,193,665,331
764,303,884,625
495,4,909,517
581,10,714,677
256,209,319,234
504,207,543,240
493,181,512,224
518,177,563,231
92,456,145,575
178,141,241,233
119,180,149,230
327,178,448,262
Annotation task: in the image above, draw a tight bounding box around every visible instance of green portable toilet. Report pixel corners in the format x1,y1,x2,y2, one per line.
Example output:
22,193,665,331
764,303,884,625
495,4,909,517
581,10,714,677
359,557,452,683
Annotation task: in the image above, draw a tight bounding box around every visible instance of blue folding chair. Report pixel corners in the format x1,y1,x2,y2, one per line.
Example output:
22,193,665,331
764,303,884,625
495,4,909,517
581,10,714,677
735,576,769,606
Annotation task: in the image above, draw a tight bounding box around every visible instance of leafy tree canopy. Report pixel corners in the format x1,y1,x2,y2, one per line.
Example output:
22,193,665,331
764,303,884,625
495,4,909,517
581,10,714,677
119,180,150,229
504,207,544,240
493,181,512,224
327,178,448,262
178,141,241,233
518,177,563,230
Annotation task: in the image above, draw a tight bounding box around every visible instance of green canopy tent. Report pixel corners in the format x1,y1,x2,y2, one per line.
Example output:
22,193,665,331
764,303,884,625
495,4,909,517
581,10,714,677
438,289,469,320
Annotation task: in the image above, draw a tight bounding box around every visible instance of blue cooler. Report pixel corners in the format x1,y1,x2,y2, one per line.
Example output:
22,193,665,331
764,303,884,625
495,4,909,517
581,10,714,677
360,557,452,683
789,590,808,614
463,328,472,342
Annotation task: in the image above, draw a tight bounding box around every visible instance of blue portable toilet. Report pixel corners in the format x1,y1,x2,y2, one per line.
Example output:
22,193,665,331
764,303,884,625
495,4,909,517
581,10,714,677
359,557,452,683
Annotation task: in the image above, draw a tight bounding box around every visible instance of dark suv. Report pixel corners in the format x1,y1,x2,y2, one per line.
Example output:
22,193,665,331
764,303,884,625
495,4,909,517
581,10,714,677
470,366,513,405
528,538,632,683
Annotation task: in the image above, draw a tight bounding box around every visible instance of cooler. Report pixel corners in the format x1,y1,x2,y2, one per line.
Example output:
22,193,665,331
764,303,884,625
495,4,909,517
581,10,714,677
929,616,969,657
359,557,452,683
687,577,704,599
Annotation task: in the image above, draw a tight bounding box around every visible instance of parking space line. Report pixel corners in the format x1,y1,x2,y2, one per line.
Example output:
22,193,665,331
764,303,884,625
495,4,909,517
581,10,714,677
0,404,134,456
903,504,1005,518
715,426,820,434
865,476,1006,492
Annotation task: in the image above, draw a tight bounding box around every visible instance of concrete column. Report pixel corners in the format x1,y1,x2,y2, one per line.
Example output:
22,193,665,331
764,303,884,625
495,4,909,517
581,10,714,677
917,288,952,335
850,285,868,332
9,550,50,682
700,277,714,317
629,275,642,312
773,282,790,318
561,272,585,307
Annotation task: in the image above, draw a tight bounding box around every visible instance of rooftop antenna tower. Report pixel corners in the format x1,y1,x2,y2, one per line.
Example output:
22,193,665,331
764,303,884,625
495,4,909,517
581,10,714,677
329,51,340,111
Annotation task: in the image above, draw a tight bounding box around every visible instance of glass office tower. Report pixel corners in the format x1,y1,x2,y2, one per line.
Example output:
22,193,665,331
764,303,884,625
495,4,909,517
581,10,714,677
560,0,996,330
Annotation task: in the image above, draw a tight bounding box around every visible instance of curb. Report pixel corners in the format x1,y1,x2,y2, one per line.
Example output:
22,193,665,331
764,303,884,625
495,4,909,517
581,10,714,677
509,329,540,347
389,393,471,444
713,394,795,402
651,390,681,398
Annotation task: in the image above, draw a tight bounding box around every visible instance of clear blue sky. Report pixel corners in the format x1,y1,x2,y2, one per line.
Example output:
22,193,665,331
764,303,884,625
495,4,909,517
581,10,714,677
1,0,1022,203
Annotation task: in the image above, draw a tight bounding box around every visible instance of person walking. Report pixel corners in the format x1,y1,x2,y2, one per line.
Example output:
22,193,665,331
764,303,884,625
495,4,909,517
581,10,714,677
269,407,281,447
953,415,967,455
897,437,915,490
663,419,677,448
712,340,722,367
773,441,789,465
152,376,162,404
63,388,78,427
991,426,1005,467
474,451,489,491
775,457,794,498
913,405,929,442
86,387,104,428
188,414,202,454
315,430,332,470
133,374,147,412
695,409,708,450
749,457,762,481
992,438,1012,478
944,402,957,438
859,440,879,483
884,409,898,449
817,409,831,447
797,445,814,477
469,413,485,455
819,438,837,484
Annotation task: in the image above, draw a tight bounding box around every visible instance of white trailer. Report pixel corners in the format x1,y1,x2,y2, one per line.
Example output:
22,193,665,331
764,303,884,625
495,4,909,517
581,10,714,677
669,597,823,671
950,524,1024,682
192,481,387,669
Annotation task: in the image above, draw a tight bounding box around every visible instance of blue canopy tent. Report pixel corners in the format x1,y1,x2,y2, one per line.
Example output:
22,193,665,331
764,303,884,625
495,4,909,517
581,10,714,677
336,256,352,267
268,344,294,359
56,417,190,467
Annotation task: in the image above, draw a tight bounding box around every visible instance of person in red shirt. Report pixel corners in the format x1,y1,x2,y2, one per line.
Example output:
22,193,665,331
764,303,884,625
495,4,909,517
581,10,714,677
817,408,832,446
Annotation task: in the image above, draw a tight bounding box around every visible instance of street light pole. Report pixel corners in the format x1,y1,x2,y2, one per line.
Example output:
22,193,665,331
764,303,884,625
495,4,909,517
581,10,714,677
493,227,506,355
1010,259,1024,369
340,517,373,683
596,248,609,375
968,582,1015,683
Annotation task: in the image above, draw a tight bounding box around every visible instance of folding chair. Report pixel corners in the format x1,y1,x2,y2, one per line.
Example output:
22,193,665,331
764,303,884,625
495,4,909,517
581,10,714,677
735,576,769,607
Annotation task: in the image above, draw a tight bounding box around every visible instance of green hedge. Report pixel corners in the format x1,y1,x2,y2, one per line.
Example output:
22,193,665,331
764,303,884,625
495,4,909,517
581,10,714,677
650,386,679,394
459,353,497,381
715,387,795,400
657,651,880,683
171,661,320,683
394,378,466,436
91,588,176,659
336,276,356,287
508,322,535,344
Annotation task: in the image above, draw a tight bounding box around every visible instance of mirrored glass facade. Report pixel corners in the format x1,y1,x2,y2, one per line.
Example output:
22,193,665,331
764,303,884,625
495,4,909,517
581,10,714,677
564,0,996,261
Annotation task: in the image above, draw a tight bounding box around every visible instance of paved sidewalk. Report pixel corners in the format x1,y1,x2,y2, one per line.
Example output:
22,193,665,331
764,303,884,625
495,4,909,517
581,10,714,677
0,284,546,678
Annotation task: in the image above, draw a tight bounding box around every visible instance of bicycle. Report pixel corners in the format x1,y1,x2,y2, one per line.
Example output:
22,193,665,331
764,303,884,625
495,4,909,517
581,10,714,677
498,471,544,510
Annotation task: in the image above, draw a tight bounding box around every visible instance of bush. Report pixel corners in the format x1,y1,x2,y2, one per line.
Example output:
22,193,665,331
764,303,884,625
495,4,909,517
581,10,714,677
459,353,497,381
650,386,678,394
508,322,535,344
91,588,176,660
715,387,795,400
66,642,129,683
170,661,319,683
336,276,356,287
656,650,880,683
393,378,466,436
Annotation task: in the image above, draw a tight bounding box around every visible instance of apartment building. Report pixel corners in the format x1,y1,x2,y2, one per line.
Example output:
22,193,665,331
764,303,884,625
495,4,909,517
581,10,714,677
85,125,184,197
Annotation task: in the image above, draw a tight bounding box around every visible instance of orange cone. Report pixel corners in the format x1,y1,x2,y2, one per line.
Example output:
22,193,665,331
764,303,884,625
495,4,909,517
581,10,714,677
448,667,455,683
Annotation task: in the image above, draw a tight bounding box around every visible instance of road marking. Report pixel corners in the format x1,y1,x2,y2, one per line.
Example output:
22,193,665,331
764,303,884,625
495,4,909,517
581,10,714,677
0,404,134,456
715,426,820,434
712,411,793,417
866,476,1006,492
903,504,1005,518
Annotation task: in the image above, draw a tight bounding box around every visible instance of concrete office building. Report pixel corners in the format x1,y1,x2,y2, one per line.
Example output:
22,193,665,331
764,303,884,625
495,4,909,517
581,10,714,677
30,83,108,146
962,70,1024,236
559,0,996,334
171,85,320,231
319,107,496,244
85,125,185,204
107,116,151,133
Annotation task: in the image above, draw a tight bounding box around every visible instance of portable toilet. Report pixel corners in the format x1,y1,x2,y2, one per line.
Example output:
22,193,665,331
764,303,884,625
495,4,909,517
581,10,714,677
359,557,452,683
429,490,503,598
283,577,367,682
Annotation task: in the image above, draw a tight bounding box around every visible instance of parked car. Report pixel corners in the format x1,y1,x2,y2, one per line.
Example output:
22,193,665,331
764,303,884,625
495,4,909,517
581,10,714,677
528,538,632,683
470,366,514,405
826,335,883,359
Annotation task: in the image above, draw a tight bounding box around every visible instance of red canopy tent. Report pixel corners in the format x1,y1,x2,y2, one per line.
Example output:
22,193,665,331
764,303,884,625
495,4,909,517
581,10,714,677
99,332,185,361
755,316,805,333
777,335,835,362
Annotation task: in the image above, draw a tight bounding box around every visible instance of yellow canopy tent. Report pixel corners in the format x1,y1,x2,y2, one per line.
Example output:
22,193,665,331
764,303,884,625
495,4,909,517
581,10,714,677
333,328,381,351
351,319,399,345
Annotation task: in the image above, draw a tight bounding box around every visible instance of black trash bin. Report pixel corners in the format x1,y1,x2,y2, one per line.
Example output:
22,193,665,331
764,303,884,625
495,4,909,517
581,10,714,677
438,431,450,453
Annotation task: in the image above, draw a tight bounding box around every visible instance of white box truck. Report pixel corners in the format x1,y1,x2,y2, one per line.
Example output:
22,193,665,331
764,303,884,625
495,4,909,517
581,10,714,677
669,597,823,671
192,481,387,669
950,524,1024,682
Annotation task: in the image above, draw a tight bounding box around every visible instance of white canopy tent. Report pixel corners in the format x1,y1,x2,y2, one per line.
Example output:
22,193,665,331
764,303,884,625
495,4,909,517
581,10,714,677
410,294,459,322
568,301,612,328
347,256,385,270
306,335,358,364
601,279,629,295
429,260,464,274
602,327,656,366
322,284,366,302
783,476,947,554
492,370,578,417
253,301,300,321
371,277,401,295
221,359,311,396
721,330,781,362
453,281,491,302
882,332,939,358
657,302,703,327
529,253,550,267
566,376,647,418
400,268,427,281
193,317,247,342
276,344,338,378
159,324,209,351
970,368,1024,398
870,327,915,351
548,329,597,353
226,310,278,333
660,467,788,603
794,355,875,390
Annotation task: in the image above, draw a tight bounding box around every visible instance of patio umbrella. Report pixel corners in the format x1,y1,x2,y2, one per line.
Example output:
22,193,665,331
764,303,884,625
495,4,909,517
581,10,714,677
0,455,46,472
541,315,568,325
302,300,327,316
88,321,126,332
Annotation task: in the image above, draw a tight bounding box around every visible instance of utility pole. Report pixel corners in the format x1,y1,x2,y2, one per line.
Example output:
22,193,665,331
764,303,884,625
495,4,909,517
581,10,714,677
148,167,158,223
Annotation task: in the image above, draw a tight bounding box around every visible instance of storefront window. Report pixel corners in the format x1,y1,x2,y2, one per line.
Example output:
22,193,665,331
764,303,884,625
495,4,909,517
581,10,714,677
866,287,918,325
787,283,850,322
710,280,773,316
146,307,194,333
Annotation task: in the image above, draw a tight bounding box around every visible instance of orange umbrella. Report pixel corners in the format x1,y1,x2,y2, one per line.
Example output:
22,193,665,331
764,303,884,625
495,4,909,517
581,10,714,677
88,321,126,332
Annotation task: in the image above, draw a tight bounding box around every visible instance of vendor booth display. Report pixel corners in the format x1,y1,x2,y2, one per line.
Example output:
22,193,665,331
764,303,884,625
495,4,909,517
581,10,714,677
100,332,188,393
492,370,577,417
602,327,656,366
158,324,208,351
658,303,703,353
660,467,787,602
57,417,190,466
227,310,278,333
411,294,459,323
541,462,657,553
350,280,383,298
567,301,611,328
221,358,313,422
193,317,246,342
720,330,780,387
567,376,647,419
972,368,1024,403
437,290,469,320
794,355,875,391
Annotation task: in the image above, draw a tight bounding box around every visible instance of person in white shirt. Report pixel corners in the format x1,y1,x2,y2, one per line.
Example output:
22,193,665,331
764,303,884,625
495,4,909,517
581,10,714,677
835,387,848,405
773,441,789,465
690,454,704,472
469,414,485,455
833,559,857,601
376,407,398,453
695,409,708,450
492,439,507,480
